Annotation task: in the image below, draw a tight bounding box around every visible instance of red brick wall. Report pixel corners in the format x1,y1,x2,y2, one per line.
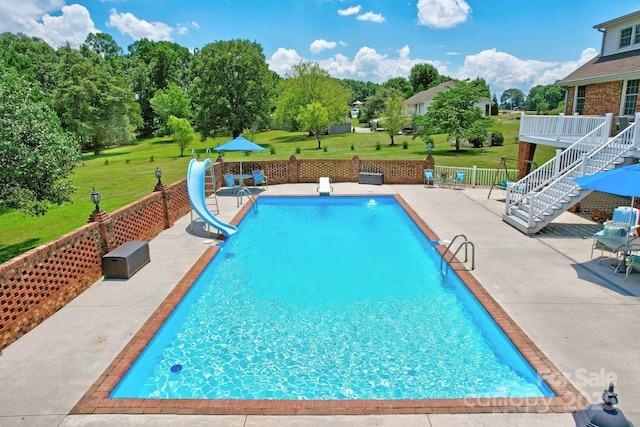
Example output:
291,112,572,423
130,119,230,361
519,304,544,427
0,157,433,351
583,81,623,116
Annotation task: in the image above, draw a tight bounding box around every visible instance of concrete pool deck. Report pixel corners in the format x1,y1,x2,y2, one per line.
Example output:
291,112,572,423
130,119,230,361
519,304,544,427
1,183,639,426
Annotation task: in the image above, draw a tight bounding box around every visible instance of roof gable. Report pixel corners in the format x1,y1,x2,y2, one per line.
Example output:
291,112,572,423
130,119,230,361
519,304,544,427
404,81,456,106
557,49,640,86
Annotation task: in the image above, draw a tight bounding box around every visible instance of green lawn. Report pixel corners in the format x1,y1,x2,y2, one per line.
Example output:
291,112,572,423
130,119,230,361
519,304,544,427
0,118,555,263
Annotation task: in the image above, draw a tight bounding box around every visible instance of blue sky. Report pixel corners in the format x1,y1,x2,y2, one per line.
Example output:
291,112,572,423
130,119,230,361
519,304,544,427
1,0,638,96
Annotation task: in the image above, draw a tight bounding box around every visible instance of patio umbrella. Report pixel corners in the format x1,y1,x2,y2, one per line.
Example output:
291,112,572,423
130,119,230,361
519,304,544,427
574,163,640,231
213,135,266,175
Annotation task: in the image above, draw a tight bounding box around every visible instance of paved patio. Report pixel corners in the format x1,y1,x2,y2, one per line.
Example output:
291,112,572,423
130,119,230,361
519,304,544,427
1,183,639,426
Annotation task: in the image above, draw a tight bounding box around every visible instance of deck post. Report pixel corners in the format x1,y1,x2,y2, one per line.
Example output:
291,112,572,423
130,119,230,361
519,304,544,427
556,113,564,141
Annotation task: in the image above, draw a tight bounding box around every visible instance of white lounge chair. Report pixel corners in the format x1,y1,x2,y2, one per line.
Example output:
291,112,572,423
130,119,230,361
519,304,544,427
317,177,333,196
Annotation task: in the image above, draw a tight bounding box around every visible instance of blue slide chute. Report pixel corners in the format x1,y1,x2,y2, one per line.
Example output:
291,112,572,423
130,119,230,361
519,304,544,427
187,158,238,237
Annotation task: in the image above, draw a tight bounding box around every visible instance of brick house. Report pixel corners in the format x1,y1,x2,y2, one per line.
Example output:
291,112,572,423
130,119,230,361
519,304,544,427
503,11,640,234
557,10,640,120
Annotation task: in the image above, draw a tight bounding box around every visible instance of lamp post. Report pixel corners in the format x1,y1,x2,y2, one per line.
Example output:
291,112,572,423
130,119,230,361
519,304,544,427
91,187,101,212
155,167,162,186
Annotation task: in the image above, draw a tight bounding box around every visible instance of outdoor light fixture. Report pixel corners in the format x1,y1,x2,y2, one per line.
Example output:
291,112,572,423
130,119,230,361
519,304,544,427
573,383,634,427
155,167,162,185
91,187,101,212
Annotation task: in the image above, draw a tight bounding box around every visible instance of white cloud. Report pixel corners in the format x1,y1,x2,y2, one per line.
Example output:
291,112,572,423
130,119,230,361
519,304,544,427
417,0,471,29
106,8,173,41
445,51,461,56
269,43,597,96
310,39,337,54
191,21,200,29
0,2,97,48
453,48,598,95
338,6,361,16
268,47,303,76
357,12,386,23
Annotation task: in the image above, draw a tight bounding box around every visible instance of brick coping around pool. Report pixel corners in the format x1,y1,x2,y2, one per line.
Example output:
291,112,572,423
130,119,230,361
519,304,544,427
71,194,588,416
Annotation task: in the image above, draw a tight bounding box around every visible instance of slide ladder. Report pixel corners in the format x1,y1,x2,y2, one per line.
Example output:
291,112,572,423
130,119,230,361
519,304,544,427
187,158,238,237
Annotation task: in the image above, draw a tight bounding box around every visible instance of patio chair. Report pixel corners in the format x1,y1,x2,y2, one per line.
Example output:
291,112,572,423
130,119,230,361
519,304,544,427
423,169,435,187
252,170,268,189
625,252,640,281
591,206,640,258
453,171,466,189
223,173,240,194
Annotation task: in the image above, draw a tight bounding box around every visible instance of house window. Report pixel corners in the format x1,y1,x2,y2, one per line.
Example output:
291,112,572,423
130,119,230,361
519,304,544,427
635,25,640,44
575,85,586,115
620,27,632,48
623,80,639,115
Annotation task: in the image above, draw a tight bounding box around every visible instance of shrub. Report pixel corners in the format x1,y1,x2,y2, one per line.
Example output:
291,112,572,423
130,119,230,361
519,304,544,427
295,147,301,154
104,159,109,166
375,142,381,150
468,137,484,148
323,145,328,152
490,132,504,146
269,146,276,155
350,143,354,151
402,141,408,149
149,155,154,162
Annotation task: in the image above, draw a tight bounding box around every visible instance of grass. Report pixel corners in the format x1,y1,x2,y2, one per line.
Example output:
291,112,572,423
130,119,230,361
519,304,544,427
0,118,555,263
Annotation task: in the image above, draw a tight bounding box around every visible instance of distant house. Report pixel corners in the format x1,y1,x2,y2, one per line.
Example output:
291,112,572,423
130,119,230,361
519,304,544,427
403,81,493,117
557,10,640,118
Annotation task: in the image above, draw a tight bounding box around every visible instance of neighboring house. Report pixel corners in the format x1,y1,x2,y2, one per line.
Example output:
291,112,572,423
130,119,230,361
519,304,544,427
403,81,493,117
557,10,640,118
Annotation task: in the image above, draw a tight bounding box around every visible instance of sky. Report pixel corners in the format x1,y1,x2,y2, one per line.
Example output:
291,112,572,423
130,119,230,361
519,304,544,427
1,0,639,97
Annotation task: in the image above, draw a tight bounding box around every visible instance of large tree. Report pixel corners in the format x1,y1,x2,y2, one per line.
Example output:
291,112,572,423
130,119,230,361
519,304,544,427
54,47,141,154
359,86,403,123
500,88,525,109
274,62,351,132
191,39,272,139
414,80,491,151
526,84,565,112
0,66,80,215
409,63,440,93
125,39,192,136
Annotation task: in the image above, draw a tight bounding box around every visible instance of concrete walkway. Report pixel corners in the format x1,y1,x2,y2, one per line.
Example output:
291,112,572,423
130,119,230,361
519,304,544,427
1,183,639,426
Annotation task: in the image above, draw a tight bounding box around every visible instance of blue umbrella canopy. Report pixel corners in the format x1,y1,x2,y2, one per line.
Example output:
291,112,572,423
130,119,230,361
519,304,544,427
214,136,265,175
574,163,640,198
214,135,266,153
574,164,640,232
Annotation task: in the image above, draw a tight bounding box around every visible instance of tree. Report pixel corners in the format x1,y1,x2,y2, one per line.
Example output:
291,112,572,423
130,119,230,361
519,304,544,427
297,102,330,148
191,39,272,139
491,93,499,115
414,80,491,151
381,95,406,146
167,115,195,157
273,62,351,131
409,63,440,93
360,86,402,123
0,66,80,215
526,84,565,112
383,77,412,98
341,78,380,104
125,39,192,136
54,47,140,154
150,83,192,136
500,88,525,109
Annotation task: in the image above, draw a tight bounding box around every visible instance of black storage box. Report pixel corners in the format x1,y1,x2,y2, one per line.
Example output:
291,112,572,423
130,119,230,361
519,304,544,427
359,172,384,185
102,240,150,279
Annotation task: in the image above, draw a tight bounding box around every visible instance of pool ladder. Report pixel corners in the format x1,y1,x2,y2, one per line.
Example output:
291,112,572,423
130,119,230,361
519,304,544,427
440,234,475,275
237,187,258,213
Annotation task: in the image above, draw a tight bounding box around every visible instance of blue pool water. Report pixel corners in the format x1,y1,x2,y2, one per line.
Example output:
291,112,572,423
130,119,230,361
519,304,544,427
111,196,553,400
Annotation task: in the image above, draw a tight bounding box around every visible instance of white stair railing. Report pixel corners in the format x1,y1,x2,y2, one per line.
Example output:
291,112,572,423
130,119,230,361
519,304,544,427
505,116,639,230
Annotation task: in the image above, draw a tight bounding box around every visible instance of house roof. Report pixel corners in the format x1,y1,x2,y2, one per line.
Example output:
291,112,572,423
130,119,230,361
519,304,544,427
556,49,640,86
404,81,456,106
593,10,640,30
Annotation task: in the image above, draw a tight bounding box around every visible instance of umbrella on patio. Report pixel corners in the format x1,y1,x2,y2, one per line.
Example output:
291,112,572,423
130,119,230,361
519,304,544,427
213,135,266,176
574,163,640,232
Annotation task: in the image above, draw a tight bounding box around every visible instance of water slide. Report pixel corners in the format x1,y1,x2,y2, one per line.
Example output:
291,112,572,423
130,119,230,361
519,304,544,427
187,158,238,237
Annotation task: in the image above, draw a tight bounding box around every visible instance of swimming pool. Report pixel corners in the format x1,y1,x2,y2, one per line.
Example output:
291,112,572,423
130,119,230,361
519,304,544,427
111,195,553,400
